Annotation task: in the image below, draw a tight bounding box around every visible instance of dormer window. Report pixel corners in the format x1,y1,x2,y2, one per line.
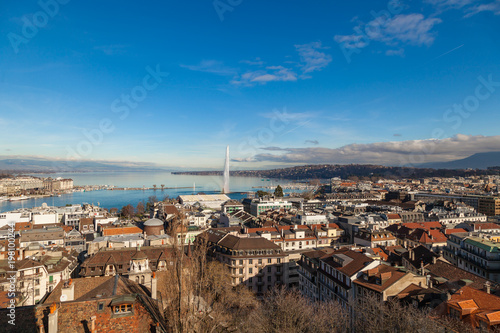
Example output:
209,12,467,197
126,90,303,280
113,304,132,314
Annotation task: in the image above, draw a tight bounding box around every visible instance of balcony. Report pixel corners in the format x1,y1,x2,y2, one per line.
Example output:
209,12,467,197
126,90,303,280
275,271,283,276
256,281,265,286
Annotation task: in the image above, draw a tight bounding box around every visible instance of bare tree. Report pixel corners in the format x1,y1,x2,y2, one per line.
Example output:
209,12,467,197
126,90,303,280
120,204,134,219
136,201,145,216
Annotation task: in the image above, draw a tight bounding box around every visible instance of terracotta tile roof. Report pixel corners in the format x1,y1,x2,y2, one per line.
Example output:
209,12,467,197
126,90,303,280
403,221,442,230
372,247,389,261
426,260,494,292
0,291,10,308
322,248,373,277
80,246,173,276
445,228,468,235
102,225,142,236
354,265,407,292
386,214,401,220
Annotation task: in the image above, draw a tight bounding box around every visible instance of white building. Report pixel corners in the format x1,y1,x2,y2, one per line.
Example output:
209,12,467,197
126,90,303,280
250,198,292,216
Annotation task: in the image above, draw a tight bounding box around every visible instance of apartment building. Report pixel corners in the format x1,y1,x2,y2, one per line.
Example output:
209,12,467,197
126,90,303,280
249,197,292,216
444,232,500,283
203,230,289,295
478,196,500,216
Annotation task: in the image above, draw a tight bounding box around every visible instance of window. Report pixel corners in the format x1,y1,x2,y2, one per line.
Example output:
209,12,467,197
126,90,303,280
249,259,253,264
267,267,271,273
268,259,272,264
249,277,253,283
118,265,123,269
277,258,281,264
258,259,262,265
249,268,253,274
239,260,243,265
35,289,40,296
98,302,104,311
267,276,271,282
35,279,40,286
239,268,243,274
35,268,40,274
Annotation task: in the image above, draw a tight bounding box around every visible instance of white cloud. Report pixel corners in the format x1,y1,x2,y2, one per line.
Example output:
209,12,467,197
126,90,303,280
232,66,297,85
333,35,369,49
465,0,500,17
237,135,500,166
386,48,405,56
335,13,442,54
295,42,332,74
424,0,474,9
366,14,442,47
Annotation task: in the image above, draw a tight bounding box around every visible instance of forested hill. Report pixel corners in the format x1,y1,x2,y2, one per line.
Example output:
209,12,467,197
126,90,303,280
172,164,500,180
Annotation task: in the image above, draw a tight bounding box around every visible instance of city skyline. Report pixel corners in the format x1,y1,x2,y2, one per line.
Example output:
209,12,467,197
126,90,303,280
1,1,500,169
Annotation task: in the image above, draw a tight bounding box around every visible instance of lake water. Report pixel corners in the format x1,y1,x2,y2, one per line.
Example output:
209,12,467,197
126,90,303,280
0,172,291,212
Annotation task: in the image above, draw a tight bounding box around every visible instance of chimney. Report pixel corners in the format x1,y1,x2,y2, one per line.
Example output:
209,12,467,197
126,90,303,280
61,279,75,302
48,303,58,333
485,282,491,294
89,315,96,333
151,272,158,300
426,274,432,288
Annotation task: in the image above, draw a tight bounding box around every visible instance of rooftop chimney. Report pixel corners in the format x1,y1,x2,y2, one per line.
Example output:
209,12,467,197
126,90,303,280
485,282,491,294
151,272,158,300
48,303,58,333
61,279,74,302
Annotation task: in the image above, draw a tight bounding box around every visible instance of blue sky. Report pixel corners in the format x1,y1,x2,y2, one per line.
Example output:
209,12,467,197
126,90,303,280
1,0,500,170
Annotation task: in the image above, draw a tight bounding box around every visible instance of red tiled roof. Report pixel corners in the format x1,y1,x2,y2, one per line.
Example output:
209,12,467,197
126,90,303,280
445,228,467,235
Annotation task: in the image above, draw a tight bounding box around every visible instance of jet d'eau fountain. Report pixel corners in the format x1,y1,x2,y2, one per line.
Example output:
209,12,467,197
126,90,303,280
223,145,229,193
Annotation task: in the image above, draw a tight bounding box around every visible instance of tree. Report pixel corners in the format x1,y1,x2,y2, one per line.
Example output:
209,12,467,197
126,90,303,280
147,195,158,211
256,190,271,198
161,184,165,191
136,201,145,215
161,216,258,333
121,204,134,219
274,185,284,197
110,207,118,214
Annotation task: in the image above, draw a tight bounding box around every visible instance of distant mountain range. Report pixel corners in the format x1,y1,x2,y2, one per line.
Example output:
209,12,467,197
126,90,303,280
2,151,500,176
0,158,169,173
418,152,500,169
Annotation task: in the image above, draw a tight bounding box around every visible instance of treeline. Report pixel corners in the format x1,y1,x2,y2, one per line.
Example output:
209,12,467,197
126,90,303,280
172,164,500,180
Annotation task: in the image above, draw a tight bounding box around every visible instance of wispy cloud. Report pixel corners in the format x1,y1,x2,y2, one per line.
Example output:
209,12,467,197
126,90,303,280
424,0,474,10
386,48,405,57
295,42,332,74
305,139,319,145
235,134,500,166
335,13,442,54
231,66,297,85
367,14,442,47
181,60,237,75
465,0,500,17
